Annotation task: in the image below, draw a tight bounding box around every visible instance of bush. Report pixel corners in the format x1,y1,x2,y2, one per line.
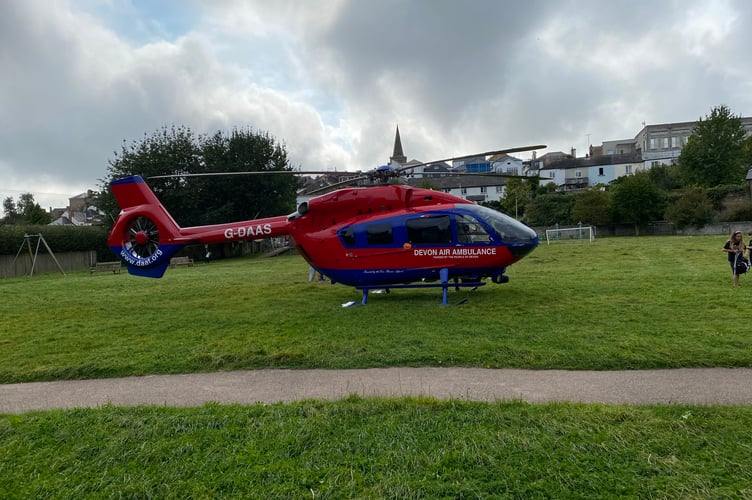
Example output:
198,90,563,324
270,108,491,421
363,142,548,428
663,189,714,229
706,184,746,209
724,202,752,222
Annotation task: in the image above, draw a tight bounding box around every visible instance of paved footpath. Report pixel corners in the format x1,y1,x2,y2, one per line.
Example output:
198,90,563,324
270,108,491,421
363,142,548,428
3,367,752,413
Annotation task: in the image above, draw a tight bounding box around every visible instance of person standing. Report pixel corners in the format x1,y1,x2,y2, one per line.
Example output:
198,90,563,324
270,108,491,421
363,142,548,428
723,230,746,286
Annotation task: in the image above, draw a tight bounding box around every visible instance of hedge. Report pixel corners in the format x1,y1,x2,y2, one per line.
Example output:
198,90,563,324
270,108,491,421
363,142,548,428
0,225,111,262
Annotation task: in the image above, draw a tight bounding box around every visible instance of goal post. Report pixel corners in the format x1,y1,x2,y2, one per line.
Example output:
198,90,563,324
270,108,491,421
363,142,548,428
545,226,595,244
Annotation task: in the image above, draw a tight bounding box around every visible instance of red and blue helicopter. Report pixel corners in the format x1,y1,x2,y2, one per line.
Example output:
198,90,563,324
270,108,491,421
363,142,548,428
107,145,544,304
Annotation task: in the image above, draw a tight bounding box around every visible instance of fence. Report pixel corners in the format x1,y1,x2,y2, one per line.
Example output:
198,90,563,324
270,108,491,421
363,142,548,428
0,251,97,278
534,222,752,239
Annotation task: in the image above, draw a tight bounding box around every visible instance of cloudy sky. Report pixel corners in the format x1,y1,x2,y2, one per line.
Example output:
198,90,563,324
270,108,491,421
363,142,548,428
2,0,751,213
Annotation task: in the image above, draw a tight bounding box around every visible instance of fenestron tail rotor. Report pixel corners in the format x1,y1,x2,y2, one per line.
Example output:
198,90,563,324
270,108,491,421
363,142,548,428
125,216,160,259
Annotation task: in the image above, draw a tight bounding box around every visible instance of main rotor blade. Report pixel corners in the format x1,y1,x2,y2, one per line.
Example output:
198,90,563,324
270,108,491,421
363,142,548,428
147,170,339,179
449,172,544,180
305,175,371,195
397,144,547,172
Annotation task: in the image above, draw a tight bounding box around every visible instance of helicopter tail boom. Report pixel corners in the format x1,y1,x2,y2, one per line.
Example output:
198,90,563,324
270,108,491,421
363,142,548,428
107,175,291,278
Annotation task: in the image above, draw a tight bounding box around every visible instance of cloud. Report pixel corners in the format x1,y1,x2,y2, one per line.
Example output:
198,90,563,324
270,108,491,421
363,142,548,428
2,0,752,214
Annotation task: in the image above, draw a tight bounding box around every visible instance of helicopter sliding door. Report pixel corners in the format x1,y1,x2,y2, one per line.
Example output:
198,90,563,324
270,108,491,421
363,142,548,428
405,215,452,244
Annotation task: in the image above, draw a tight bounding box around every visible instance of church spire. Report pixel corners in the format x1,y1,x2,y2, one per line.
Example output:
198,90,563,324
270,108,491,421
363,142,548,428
389,125,407,165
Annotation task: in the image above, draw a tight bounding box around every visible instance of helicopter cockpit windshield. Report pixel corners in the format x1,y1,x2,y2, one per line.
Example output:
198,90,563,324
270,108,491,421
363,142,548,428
461,205,538,245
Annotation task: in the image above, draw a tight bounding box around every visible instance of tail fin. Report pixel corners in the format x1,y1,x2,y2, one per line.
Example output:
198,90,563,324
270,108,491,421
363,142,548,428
107,176,188,278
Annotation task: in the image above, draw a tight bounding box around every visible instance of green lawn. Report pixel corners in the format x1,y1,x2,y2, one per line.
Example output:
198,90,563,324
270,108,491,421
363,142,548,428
0,235,749,383
3,235,752,498
2,399,751,498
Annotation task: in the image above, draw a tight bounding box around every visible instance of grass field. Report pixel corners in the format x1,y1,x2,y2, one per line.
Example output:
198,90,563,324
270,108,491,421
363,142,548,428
1,234,749,383
2,399,751,498
3,234,752,497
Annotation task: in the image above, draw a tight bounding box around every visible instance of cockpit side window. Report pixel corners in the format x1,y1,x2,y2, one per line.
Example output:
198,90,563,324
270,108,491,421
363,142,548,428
455,213,493,244
339,227,356,247
406,215,452,244
461,205,538,244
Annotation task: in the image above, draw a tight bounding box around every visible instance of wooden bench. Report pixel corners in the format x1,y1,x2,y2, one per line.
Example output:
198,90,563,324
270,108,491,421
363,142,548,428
90,261,122,275
170,256,194,267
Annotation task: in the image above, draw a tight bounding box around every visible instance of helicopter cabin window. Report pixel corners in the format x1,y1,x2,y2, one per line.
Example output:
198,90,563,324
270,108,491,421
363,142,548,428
366,222,393,245
339,227,356,247
406,215,452,244
455,213,493,244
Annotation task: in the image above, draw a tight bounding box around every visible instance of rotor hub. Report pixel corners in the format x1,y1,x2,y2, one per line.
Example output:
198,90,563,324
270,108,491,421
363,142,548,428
134,231,148,246
125,216,161,259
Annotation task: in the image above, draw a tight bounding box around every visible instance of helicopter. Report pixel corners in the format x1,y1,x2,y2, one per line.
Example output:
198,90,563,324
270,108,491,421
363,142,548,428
107,144,545,304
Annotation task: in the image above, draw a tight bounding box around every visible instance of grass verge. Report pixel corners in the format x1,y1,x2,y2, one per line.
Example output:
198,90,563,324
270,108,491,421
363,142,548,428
1,398,751,498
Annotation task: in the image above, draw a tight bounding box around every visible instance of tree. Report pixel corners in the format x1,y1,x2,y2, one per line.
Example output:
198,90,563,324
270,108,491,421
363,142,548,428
571,189,612,226
500,178,533,218
197,128,297,224
23,202,52,225
2,197,19,223
678,105,747,187
99,126,297,228
99,125,205,226
524,193,576,226
648,163,683,191
17,193,36,216
609,171,666,235
420,179,439,190
663,188,714,229
1,193,50,225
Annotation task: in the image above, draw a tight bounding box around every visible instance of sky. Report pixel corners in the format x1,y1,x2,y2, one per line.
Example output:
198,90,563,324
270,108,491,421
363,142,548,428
2,0,752,214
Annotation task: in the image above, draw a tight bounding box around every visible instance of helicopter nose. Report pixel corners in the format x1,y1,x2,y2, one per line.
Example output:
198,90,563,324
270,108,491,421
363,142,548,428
509,238,538,259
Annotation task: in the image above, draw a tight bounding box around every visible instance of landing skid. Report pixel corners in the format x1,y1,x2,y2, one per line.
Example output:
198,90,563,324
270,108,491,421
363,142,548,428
356,268,486,305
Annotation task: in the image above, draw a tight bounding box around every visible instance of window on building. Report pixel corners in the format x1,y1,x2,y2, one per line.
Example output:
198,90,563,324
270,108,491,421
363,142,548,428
406,215,452,244
575,170,583,178
671,136,679,148
480,186,487,194
461,187,467,195
649,138,657,150
598,167,604,176
496,186,504,193
625,165,633,174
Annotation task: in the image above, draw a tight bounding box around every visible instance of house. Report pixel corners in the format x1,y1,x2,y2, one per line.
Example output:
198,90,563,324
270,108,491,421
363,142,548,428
537,116,752,192
406,175,507,203
48,191,104,226
538,152,643,191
